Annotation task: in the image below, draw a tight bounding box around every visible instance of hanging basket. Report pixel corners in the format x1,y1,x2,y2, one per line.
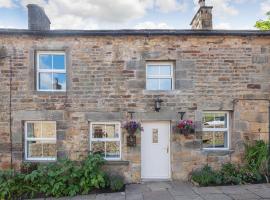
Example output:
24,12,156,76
180,129,194,136
127,135,136,147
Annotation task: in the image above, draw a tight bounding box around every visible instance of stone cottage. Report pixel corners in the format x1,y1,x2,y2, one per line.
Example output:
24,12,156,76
0,0,269,183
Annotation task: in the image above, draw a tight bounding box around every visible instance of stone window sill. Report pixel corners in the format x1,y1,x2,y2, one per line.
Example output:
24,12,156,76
23,160,57,163
143,90,176,95
201,149,235,156
33,91,67,96
104,160,129,166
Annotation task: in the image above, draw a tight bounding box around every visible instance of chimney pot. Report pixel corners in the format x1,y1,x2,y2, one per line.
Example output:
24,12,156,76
199,0,205,7
27,4,51,31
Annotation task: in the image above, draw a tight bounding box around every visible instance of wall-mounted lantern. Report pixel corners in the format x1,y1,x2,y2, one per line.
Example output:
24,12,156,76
154,97,163,112
178,111,186,120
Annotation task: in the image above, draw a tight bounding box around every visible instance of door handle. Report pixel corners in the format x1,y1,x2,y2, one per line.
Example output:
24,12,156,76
167,146,169,153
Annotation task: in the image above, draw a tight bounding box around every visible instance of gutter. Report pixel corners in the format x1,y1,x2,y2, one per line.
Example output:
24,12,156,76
0,29,270,37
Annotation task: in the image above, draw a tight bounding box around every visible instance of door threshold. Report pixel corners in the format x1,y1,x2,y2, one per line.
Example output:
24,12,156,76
141,178,172,182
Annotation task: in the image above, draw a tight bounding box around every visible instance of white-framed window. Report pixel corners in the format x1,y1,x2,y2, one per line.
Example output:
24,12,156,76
202,112,230,150
90,122,121,160
36,51,66,91
146,62,174,90
25,121,57,161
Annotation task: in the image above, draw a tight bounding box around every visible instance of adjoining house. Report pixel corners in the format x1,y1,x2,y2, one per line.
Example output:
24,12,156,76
0,0,269,183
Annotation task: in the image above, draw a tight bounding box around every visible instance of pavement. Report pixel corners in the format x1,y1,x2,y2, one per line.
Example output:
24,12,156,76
33,182,270,200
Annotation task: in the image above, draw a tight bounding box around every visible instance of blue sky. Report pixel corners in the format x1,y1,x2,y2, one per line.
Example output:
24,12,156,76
0,0,269,30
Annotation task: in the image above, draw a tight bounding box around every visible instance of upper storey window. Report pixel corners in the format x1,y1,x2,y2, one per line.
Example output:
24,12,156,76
37,52,66,91
146,62,174,91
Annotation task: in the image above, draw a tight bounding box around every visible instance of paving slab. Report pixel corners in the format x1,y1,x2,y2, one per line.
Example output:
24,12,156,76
243,184,270,198
96,192,125,200
126,183,151,194
218,185,251,194
143,190,174,200
200,194,232,200
145,181,172,191
192,186,223,195
174,195,203,200
228,193,261,200
125,193,143,200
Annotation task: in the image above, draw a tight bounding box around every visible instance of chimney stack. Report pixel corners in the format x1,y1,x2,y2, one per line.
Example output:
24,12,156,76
190,0,213,30
27,4,51,31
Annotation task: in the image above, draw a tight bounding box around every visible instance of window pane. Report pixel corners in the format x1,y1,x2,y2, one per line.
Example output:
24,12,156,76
147,78,159,90
42,122,56,138
39,72,52,90
159,65,171,75
91,142,105,157
106,142,120,159
53,55,65,70
215,113,227,128
92,125,106,138
203,113,215,129
27,122,42,138
106,125,119,138
43,142,57,157
53,73,66,91
27,141,42,158
39,54,52,69
202,131,214,148
160,79,172,90
147,65,159,76
214,131,227,148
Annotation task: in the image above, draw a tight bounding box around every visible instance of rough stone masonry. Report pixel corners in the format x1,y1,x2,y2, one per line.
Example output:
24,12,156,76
0,2,269,183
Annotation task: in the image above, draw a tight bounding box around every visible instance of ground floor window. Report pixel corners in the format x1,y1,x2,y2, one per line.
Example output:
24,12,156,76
90,122,121,160
25,121,57,161
202,112,229,150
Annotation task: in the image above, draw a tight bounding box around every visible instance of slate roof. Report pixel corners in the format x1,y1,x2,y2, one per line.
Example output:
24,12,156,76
0,29,270,37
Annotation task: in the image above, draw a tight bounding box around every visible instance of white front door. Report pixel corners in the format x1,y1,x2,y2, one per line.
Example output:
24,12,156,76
141,121,171,179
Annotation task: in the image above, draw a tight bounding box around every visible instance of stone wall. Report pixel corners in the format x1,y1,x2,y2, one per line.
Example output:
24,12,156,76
0,34,269,182
0,52,11,170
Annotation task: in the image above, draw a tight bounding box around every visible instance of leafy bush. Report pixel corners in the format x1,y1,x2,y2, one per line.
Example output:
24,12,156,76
191,166,222,186
109,176,125,191
0,154,123,199
245,140,269,182
191,140,269,186
219,163,242,185
80,154,107,194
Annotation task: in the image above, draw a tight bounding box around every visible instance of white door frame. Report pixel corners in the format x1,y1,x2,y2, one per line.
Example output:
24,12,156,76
141,120,171,180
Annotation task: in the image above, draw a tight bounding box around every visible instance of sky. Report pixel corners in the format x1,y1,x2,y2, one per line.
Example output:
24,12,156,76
0,0,269,30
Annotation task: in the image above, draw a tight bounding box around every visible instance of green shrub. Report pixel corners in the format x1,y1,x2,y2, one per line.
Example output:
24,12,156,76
191,140,269,186
80,154,107,194
245,140,269,182
239,166,263,184
0,154,112,199
191,165,222,186
109,176,125,191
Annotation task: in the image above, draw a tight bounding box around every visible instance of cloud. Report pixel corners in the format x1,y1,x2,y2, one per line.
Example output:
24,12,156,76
215,22,231,29
0,0,15,8
260,0,270,15
155,0,187,13
19,0,187,29
193,0,238,17
134,21,173,29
